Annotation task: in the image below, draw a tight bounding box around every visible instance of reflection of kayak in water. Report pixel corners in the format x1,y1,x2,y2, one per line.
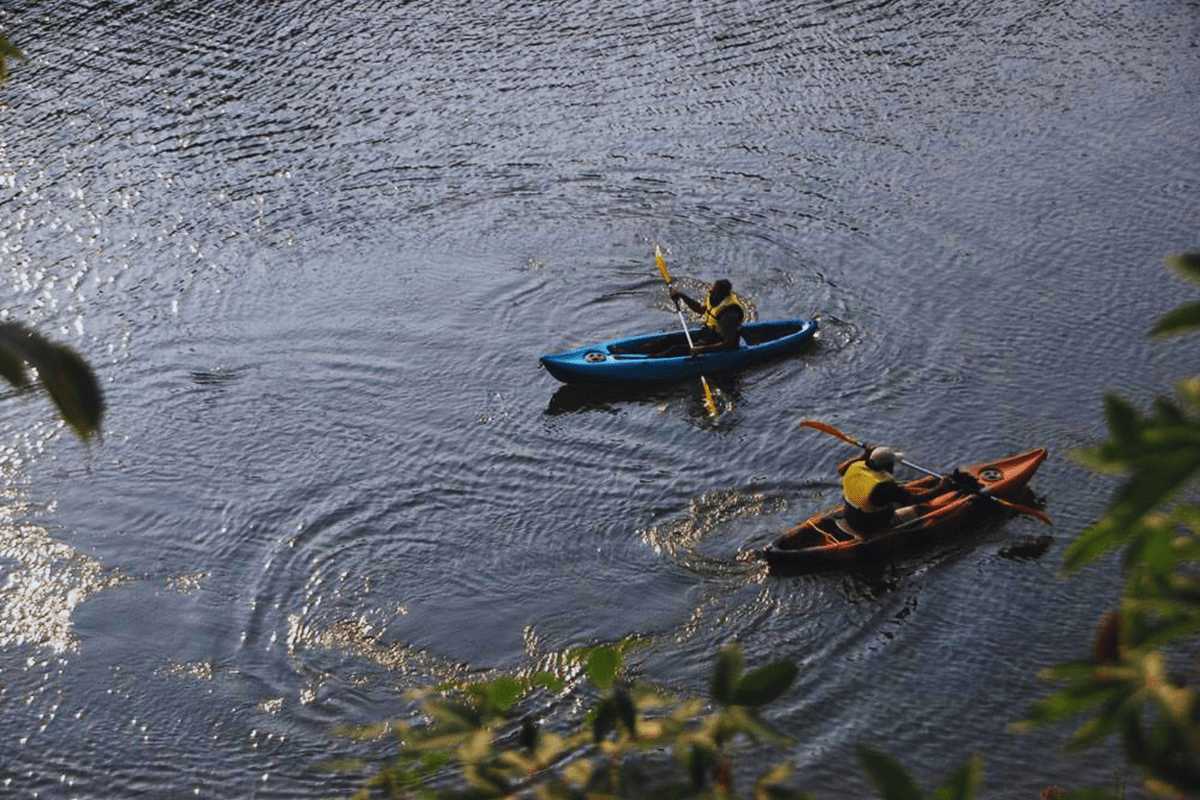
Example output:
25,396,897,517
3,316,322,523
757,448,1049,574
538,318,819,384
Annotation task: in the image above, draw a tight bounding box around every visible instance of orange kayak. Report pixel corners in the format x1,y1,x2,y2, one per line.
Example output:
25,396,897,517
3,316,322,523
757,448,1048,573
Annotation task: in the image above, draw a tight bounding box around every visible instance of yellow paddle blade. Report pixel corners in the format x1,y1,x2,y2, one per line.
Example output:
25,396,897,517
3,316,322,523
701,376,718,417
654,244,672,284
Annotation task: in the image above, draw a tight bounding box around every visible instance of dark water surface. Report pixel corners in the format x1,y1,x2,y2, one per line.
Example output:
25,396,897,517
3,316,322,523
1,0,1198,796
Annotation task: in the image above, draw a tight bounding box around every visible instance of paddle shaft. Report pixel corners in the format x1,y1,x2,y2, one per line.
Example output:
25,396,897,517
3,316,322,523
802,420,940,476
674,304,699,350
656,245,718,416
655,245,705,353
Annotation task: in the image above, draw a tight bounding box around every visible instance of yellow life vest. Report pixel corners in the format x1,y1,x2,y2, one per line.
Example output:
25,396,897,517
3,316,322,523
843,461,896,513
702,293,745,339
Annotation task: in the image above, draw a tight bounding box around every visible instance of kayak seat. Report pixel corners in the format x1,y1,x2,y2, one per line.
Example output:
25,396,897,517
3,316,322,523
833,518,863,541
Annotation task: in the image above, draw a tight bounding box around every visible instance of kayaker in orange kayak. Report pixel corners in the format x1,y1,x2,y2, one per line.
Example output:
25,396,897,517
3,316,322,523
839,445,951,536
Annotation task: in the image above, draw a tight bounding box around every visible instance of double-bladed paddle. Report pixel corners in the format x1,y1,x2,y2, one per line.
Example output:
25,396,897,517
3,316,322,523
655,245,719,418
799,419,1053,525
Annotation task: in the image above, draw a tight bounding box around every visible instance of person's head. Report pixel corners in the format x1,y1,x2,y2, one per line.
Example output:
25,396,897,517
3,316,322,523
866,446,901,472
708,279,733,304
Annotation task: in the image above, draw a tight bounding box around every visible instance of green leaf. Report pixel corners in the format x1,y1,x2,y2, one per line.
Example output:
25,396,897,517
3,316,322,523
529,670,567,694
1037,659,1116,681
587,647,621,690
930,752,983,800
590,688,636,742
754,762,817,800
1063,701,1132,751
720,706,796,748
858,745,924,800
592,697,616,743
421,752,451,773
1062,516,1137,572
754,761,792,793
483,677,522,714
1152,397,1188,427
613,687,637,737
1151,304,1200,338
731,660,799,708
711,645,744,706
1178,377,1200,412
0,34,22,80
582,762,613,795
518,715,537,751
31,339,105,439
463,762,512,796
687,743,717,789
425,699,484,732
1135,523,1180,581
0,342,29,388
0,323,103,439
1020,680,1130,728
1115,450,1200,520
1065,450,1200,574
0,36,20,58
1129,615,1200,653
1166,251,1200,282
1103,394,1141,445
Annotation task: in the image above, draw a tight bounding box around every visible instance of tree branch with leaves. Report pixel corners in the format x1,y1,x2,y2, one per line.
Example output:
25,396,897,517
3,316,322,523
1017,252,1200,799
0,322,103,439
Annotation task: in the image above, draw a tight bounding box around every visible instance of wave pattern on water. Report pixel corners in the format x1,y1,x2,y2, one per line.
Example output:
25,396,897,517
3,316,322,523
0,0,1196,796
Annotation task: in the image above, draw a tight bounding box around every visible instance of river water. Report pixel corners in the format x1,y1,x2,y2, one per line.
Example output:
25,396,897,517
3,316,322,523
0,0,1197,797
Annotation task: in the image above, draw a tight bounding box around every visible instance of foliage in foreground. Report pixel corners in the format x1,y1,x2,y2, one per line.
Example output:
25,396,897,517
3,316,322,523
0,322,103,439
338,643,997,800
337,643,807,800
1015,252,1200,798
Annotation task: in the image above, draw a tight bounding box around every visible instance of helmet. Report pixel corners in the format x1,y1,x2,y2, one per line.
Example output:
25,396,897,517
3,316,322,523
868,446,902,471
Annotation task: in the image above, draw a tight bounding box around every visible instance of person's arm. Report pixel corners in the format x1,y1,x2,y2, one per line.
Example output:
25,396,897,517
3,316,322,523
902,476,952,504
871,477,949,507
669,287,705,315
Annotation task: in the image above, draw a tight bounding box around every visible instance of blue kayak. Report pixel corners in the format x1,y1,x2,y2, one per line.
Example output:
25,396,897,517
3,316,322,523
539,318,819,384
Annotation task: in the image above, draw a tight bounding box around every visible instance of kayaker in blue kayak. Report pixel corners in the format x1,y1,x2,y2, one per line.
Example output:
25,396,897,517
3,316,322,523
664,279,746,356
839,445,951,536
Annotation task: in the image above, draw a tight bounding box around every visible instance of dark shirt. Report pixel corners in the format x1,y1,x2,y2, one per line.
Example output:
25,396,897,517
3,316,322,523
868,480,910,507
696,307,744,350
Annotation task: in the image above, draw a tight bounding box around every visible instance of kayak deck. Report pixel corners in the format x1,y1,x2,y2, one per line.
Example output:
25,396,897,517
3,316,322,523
539,318,819,384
